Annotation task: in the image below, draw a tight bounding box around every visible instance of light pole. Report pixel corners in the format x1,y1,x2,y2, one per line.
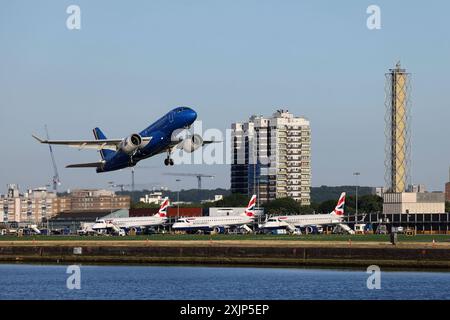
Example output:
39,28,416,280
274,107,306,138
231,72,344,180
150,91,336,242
353,172,360,223
107,181,115,215
131,167,135,204
176,179,181,219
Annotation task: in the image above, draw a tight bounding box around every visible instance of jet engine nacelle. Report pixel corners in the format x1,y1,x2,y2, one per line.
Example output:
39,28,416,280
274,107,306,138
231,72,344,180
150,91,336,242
119,133,144,154
213,226,225,234
181,134,203,153
305,226,318,234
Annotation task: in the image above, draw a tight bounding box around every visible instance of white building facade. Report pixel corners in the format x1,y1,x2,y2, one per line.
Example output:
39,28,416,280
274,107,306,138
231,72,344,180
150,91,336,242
0,184,58,224
231,110,311,205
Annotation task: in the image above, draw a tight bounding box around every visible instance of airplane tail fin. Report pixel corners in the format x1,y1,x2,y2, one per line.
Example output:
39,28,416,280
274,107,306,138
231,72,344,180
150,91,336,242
243,194,257,217
93,127,115,160
331,192,346,216
155,197,170,218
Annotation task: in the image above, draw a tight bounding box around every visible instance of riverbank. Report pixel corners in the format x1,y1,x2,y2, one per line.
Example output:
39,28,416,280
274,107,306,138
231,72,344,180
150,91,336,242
1,239,449,269
1,234,449,242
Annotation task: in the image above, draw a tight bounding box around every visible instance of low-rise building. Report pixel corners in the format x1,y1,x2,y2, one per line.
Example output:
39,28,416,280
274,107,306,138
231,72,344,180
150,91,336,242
0,185,131,224
48,209,129,233
67,189,130,212
373,187,385,197
383,192,445,214
201,195,224,204
139,191,165,205
446,182,450,202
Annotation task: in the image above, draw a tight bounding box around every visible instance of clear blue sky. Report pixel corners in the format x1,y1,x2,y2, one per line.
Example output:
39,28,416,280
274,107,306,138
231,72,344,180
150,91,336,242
1,1,449,193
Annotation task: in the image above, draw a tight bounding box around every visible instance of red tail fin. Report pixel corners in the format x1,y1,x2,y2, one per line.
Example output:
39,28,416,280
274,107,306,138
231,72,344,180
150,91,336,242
244,194,257,217
156,197,169,217
331,192,345,216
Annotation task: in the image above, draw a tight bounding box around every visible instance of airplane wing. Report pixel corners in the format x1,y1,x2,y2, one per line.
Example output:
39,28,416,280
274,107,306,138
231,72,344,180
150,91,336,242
32,134,150,151
66,161,105,168
172,138,221,150
130,136,220,156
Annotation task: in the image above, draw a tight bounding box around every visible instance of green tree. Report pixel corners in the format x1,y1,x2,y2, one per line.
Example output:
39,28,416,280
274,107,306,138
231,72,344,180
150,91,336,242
211,193,250,207
317,199,337,214
262,198,301,215
131,202,160,209
358,195,383,213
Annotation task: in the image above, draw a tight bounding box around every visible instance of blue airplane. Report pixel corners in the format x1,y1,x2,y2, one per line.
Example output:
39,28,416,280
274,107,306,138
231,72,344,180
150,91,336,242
33,106,214,172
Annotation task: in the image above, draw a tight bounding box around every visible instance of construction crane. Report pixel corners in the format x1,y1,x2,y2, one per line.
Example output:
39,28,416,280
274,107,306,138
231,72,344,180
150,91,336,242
163,173,214,190
45,125,61,192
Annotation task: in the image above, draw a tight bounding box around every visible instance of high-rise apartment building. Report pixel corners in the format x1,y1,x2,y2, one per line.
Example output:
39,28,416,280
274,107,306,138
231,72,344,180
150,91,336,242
231,110,311,205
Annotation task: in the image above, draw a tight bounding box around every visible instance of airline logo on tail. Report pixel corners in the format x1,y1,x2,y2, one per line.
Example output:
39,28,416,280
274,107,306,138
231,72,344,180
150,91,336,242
331,192,346,216
156,197,170,217
244,195,257,217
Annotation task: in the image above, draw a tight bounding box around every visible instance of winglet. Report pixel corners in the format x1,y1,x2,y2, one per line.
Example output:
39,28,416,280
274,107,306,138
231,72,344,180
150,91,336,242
32,134,46,143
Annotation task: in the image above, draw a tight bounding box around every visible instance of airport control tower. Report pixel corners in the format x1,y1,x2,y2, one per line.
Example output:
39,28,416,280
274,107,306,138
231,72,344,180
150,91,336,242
385,62,411,193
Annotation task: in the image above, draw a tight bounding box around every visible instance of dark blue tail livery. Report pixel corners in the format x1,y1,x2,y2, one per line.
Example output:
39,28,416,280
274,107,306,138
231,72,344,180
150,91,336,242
93,127,115,160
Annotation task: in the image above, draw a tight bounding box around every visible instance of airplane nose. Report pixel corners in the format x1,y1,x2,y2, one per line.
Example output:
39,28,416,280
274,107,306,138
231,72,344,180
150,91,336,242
189,109,197,122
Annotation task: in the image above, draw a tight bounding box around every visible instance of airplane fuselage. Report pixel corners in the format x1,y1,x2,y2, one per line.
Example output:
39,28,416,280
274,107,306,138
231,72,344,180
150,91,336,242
262,213,343,229
172,216,254,231
92,216,166,230
99,107,197,172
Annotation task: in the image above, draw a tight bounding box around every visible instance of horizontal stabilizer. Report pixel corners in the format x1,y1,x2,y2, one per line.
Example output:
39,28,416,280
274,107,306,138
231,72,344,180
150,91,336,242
66,162,104,168
203,140,221,145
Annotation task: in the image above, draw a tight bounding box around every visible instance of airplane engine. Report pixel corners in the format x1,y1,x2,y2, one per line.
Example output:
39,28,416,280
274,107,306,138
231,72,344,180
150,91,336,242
128,227,139,236
181,134,203,153
119,133,144,154
305,226,318,234
213,226,225,234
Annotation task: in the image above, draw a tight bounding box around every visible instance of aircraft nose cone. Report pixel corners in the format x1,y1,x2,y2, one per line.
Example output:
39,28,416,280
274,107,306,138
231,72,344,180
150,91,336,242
188,109,197,122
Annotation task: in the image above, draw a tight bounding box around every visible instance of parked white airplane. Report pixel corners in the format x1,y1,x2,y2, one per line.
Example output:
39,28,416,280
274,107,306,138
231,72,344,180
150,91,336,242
92,197,169,233
260,192,354,234
172,195,257,233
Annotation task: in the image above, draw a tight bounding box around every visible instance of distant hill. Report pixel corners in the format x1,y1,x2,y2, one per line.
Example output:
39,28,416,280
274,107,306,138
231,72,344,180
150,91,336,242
311,185,375,203
119,186,374,205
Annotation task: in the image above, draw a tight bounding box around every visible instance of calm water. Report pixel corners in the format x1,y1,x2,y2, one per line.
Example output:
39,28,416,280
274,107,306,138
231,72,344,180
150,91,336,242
0,264,449,300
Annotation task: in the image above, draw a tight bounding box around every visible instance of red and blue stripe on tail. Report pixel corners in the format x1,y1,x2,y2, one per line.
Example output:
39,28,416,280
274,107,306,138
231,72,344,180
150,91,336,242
331,192,346,216
244,195,257,217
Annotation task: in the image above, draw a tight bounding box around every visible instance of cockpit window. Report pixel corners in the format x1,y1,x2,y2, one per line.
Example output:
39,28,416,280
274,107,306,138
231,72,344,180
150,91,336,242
176,107,185,113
